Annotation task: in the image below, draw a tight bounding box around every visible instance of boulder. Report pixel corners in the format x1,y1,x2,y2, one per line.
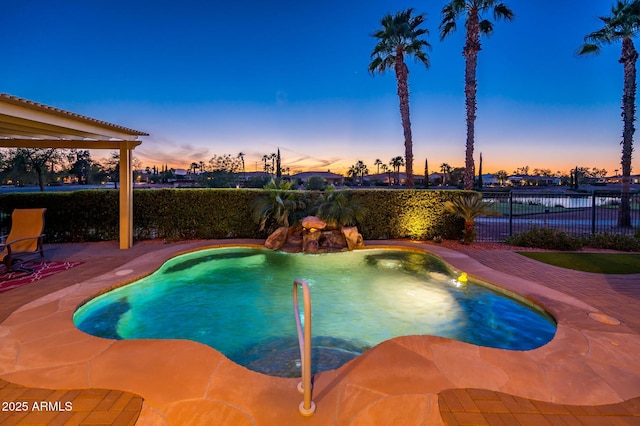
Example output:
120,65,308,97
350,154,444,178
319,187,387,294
301,216,327,231
320,230,347,249
265,227,289,250
302,230,321,254
342,226,364,250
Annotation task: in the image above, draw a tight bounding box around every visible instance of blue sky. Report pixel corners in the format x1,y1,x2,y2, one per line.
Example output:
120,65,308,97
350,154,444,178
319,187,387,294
0,0,630,175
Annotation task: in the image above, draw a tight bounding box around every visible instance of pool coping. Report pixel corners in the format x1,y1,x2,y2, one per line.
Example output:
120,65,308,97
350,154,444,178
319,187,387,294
1,239,639,425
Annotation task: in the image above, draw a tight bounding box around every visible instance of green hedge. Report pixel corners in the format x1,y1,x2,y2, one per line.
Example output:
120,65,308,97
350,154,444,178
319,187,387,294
0,188,465,243
350,189,466,240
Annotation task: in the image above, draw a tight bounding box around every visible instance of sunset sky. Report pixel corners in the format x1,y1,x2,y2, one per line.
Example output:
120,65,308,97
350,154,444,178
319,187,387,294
0,0,632,176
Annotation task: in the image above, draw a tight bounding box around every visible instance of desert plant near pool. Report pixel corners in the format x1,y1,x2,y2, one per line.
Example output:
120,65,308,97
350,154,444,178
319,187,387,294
317,189,365,228
252,179,305,232
444,193,499,244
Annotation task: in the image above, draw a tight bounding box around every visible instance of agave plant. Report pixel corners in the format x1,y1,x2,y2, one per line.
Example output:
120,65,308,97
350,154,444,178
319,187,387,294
444,193,499,244
317,189,365,228
252,179,305,232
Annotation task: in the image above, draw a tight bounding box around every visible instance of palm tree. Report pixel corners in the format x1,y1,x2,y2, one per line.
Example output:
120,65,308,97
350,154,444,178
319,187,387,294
444,193,499,244
356,160,368,185
579,0,640,227
237,152,246,181
317,189,365,228
381,163,391,186
369,8,431,189
440,162,452,186
252,179,304,232
374,158,383,175
440,0,514,190
495,169,508,186
348,165,360,184
390,156,405,185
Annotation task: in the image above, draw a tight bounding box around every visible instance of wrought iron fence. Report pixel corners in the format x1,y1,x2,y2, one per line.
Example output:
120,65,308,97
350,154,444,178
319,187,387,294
477,191,640,242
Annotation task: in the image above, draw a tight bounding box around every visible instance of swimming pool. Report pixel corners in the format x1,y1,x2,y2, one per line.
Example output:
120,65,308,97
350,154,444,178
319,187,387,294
74,247,556,377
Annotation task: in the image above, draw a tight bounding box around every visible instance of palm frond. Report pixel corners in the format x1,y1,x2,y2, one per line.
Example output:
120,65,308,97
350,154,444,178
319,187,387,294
493,3,515,21
577,43,601,55
369,8,431,75
582,0,640,48
478,20,494,35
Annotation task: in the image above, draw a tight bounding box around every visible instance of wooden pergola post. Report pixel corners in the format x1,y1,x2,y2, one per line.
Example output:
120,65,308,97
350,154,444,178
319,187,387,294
119,144,134,249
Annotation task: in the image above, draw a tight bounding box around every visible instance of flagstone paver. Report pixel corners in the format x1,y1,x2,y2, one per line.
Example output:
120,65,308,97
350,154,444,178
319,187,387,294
0,240,639,425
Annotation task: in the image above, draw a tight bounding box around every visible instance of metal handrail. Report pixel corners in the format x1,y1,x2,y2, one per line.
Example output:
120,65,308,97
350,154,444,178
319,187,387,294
293,279,316,416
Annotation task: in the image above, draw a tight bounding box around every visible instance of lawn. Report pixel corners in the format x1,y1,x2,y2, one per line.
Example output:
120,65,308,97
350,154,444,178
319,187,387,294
489,203,569,216
517,252,640,274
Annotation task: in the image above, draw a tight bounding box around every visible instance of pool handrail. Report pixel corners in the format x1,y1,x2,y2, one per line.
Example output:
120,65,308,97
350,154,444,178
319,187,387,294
293,278,316,416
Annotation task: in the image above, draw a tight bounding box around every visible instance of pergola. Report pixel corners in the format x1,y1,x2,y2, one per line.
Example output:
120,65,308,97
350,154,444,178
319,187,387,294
0,93,148,249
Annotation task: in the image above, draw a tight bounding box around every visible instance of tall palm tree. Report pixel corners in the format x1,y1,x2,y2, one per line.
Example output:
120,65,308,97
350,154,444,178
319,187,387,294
439,0,514,190
440,162,452,186
369,8,431,189
579,0,640,227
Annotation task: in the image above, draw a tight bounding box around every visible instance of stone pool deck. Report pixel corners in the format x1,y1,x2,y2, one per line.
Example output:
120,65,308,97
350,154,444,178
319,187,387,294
0,239,639,425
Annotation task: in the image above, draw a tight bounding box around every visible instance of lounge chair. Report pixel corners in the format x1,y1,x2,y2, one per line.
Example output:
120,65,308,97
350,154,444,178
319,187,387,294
0,208,46,272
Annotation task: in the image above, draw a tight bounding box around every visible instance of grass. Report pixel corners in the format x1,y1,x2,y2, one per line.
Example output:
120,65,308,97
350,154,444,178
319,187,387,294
489,203,569,216
517,252,640,274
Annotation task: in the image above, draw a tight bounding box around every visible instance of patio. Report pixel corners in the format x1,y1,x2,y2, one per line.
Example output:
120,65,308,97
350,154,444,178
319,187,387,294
1,240,639,425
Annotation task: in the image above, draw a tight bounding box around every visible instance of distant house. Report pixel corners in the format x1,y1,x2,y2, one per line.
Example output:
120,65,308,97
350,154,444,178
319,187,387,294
366,172,425,186
239,171,271,181
507,175,560,186
292,171,344,186
479,174,499,187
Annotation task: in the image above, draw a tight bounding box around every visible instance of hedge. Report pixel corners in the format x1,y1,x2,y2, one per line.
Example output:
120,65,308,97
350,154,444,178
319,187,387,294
0,188,466,243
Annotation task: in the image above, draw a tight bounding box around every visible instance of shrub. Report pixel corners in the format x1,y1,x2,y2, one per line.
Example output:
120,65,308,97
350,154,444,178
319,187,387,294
350,189,466,240
0,188,465,243
583,233,640,252
305,176,327,191
504,228,583,251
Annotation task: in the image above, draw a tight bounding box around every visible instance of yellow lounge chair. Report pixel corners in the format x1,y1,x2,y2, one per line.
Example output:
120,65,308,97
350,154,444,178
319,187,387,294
1,208,46,272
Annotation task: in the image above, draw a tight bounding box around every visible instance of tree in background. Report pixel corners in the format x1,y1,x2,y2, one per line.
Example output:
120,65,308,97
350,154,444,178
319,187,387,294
477,152,483,189
579,0,640,227
440,162,452,186
440,0,514,190
495,170,508,185
276,148,282,179
381,163,392,186
369,8,431,189
374,158,383,175
11,148,66,191
424,157,430,188
306,175,327,190
390,156,405,185
237,152,246,181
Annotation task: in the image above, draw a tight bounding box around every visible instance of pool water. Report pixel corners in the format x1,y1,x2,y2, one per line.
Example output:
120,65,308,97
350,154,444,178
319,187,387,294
74,247,556,377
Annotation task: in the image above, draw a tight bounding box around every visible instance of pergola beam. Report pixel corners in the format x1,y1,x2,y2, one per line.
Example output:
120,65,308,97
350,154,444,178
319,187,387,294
0,139,142,150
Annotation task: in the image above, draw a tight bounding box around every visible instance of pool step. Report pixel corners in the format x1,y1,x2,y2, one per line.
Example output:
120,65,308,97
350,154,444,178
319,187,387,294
235,336,369,378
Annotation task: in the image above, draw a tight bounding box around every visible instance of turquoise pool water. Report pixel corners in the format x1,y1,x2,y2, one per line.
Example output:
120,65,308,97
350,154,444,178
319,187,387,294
74,247,556,377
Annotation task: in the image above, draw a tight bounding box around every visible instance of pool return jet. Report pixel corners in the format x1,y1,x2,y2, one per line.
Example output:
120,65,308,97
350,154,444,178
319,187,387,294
293,279,316,415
